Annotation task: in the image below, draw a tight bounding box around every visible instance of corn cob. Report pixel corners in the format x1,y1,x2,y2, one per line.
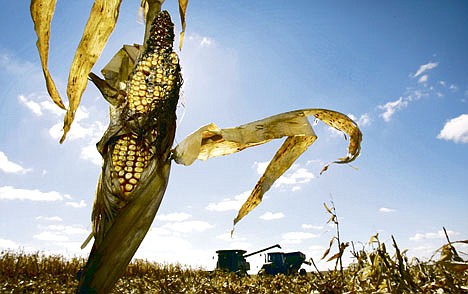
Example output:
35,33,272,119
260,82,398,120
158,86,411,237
78,11,181,293
109,10,181,197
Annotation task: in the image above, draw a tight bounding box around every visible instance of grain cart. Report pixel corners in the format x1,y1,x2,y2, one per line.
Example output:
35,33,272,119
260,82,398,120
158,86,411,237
215,244,281,274
258,251,311,275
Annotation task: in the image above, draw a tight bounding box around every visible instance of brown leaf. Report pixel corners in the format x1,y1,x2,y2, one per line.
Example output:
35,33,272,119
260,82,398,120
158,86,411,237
178,0,189,50
442,261,468,272
233,135,316,225
326,252,342,262
173,111,316,165
174,108,362,227
61,0,122,143
101,44,140,90
30,0,65,110
321,237,336,260
303,109,362,173
323,202,333,214
321,248,331,261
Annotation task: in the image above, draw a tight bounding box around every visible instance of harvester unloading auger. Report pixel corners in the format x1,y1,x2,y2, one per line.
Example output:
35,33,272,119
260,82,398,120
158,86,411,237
215,244,310,275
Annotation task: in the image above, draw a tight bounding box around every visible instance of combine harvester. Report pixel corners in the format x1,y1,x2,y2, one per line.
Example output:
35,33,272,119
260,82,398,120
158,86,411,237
215,244,310,275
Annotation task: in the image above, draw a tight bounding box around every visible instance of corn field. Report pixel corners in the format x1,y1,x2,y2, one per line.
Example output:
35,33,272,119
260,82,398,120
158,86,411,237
2,235,467,293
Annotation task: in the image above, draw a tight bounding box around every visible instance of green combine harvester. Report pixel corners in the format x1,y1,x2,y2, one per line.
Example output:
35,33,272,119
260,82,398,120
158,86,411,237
215,244,310,275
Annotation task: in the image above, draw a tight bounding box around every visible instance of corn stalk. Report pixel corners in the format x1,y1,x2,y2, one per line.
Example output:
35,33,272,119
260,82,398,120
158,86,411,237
30,1,363,293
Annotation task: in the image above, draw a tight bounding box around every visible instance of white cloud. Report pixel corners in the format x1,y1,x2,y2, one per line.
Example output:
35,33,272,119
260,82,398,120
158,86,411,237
0,151,32,174
44,224,88,235
418,74,428,84
161,220,214,233
135,228,215,269
281,231,319,244
413,62,438,77
188,34,215,48
206,191,250,212
254,161,269,175
327,126,344,138
449,84,458,92
18,95,42,115
217,232,247,242
0,52,39,77
379,207,396,213
156,212,192,222
410,230,460,241
0,186,64,202
274,166,314,189
0,238,19,249
36,216,63,222
252,162,314,191
33,231,69,242
65,200,87,208
200,37,214,47
18,93,106,160
44,106,104,144
378,97,409,122
259,212,285,220
348,113,371,127
437,114,468,143
80,142,103,166
49,119,92,141
302,224,324,230
18,94,64,117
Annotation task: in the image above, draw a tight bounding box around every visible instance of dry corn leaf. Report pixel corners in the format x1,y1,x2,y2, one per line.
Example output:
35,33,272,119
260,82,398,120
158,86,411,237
321,237,336,260
173,108,362,227
302,109,362,174
101,44,140,90
173,110,316,165
442,261,468,272
324,202,333,214
178,0,189,50
30,0,65,110
61,0,122,143
369,233,379,244
233,135,316,227
326,252,342,262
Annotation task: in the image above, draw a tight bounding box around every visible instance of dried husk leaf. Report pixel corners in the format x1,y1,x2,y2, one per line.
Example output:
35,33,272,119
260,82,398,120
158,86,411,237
178,0,189,50
442,261,468,272
88,44,140,107
61,0,122,143
30,0,65,110
173,110,316,165
174,108,362,226
101,44,140,90
233,135,316,226
324,202,333,214
302,109,362,174
79,155,172,292
174,108,361,168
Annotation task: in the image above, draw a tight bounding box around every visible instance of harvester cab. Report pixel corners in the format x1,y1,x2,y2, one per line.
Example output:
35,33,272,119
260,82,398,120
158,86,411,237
215,244,281,275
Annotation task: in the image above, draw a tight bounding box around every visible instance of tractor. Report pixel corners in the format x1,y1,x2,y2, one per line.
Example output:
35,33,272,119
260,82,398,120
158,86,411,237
215,244,281,275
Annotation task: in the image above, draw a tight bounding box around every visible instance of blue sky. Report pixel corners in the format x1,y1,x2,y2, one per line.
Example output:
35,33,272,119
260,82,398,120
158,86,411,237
1,1,467,272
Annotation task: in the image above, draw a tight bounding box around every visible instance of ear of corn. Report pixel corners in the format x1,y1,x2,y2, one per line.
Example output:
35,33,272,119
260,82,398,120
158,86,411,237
107,11,182,198
101,11,181,197
78,10,182,293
